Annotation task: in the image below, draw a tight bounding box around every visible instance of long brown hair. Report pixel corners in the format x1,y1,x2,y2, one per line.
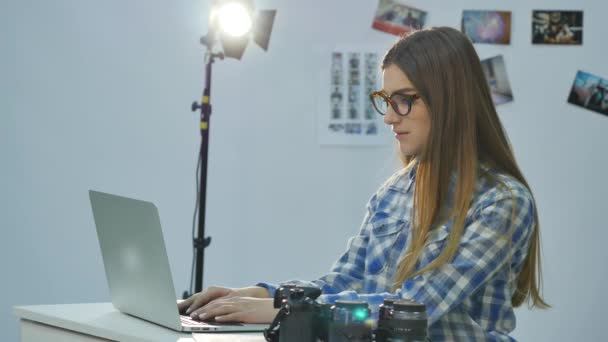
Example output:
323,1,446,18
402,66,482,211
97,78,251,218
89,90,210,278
384,27,548,309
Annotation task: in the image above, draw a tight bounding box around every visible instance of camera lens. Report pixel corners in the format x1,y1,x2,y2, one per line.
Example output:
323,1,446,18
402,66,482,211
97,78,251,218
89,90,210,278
333,300,371,323
378,298,399,320
376,298,399,341
328,300,372,342
376,299,427,342
393,299,426,316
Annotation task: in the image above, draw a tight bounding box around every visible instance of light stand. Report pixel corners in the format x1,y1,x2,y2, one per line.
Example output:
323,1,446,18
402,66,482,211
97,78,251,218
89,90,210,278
187,34,222,297
183,1,276,298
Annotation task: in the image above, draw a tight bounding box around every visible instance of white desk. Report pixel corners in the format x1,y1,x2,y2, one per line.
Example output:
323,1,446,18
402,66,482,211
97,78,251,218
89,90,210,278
14,303,266,342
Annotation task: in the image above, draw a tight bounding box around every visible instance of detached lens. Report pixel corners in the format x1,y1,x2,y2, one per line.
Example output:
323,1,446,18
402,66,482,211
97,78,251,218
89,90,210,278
375,299,428,342
328,300,372,342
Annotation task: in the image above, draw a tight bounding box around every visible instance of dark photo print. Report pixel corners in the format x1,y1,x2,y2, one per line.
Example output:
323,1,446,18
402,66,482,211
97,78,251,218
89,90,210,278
532,10,583,45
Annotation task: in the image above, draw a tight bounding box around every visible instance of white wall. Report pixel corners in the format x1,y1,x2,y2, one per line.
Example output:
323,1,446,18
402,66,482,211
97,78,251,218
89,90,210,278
2,0,607,341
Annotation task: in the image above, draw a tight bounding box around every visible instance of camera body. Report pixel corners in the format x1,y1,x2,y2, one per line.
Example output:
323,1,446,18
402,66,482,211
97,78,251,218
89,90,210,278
264,284,326,342
278,285,323,342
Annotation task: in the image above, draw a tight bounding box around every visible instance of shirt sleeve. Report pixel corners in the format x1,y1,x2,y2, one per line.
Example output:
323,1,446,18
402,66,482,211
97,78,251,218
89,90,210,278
256,193,377,298
317,191,535,325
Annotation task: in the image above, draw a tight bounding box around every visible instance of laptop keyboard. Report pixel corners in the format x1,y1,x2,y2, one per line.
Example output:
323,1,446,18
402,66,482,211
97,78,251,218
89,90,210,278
180,315,245,327
180,315,213,327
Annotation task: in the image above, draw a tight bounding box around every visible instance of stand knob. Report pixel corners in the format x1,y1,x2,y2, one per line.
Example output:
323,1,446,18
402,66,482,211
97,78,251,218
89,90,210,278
192,101,201,112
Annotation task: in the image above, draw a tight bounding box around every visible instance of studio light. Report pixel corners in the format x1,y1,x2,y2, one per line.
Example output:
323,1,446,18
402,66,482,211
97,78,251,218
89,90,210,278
215,2,253,37
184,0,277,298
203,0,276,60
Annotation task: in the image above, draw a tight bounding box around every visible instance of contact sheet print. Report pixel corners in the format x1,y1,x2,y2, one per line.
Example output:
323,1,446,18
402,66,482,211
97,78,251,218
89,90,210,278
319,48,389,146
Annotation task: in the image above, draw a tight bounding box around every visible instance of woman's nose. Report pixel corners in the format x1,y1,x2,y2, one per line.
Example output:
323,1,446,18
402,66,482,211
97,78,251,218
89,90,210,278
383,106,400,125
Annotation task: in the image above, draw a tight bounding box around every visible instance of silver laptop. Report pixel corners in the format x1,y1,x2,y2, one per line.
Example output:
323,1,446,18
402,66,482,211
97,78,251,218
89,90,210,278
89,190,268,332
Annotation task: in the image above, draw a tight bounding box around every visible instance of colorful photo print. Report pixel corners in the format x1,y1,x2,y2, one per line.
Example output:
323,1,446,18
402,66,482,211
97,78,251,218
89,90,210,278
568,71,608,117
372,0,427,36
532,10,583,45
480,55,513,105
461,10,511,44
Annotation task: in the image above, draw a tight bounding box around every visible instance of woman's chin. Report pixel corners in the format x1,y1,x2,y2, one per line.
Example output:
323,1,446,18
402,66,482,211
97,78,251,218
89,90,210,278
399,145,419,156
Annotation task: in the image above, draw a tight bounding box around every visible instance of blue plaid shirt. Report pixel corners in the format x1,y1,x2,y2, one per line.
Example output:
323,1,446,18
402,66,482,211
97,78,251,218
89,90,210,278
258,162,535,341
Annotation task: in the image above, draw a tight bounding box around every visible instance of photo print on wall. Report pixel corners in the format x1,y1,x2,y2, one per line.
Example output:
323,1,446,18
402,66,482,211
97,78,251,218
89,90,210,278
462,10,511,44
372,0,427,36
532,10,583,45
568,71,608,117
480,55,513,106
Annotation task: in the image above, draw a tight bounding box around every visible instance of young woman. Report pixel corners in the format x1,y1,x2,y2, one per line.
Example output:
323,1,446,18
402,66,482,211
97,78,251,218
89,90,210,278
178,27,549,340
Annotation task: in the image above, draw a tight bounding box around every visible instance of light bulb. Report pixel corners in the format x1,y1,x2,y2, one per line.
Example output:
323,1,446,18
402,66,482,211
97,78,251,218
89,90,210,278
217,2,252,37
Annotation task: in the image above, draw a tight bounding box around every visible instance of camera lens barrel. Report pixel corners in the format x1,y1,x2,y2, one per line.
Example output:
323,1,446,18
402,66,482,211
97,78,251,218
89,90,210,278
328,300,373,342
375,299,427,342
378,298,399,321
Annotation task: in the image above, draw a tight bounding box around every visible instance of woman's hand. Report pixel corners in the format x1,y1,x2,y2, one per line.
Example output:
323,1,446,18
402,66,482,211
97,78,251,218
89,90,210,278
177,286,270,316
189,297,278,324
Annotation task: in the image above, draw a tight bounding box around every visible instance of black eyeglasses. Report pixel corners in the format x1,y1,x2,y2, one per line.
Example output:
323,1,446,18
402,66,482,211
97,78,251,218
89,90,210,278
369,91,421,116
